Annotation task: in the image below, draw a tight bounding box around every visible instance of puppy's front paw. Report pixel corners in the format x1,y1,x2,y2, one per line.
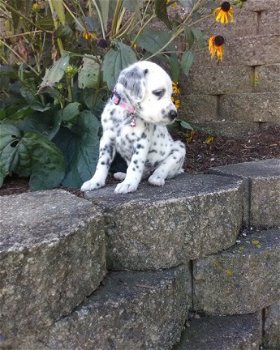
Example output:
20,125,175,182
114,181,138,194
81,179,105,192
148,174,165,187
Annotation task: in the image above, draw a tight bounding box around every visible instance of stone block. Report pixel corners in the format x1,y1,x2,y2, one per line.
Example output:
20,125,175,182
174,313,262,350
0,190,106,343
193,35,280,67
259,10,280,35
219,92,280,123
254,64,280,92
179,94,218,122
210,158,280,228
184,65,253,95
264,301,280,349
193,229,280,315
189,120,261,139
23,266,190,350
243,0,280,12
85,174,243,270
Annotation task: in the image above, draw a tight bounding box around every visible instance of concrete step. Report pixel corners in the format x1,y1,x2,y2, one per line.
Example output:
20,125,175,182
0,190,106,345
85,173,244,271
193,228,280,315
19,266,190,350
173,313,262,350
210,158,280,228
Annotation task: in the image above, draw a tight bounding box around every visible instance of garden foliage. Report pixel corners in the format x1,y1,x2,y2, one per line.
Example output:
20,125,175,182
0,0,220,189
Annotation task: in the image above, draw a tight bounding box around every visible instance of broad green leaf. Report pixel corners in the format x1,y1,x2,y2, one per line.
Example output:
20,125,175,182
123,0,139,11
62,102,81,122
53,110,100,188
169,54,180,82
0,123,65,189
179,120,193,130
20,131,65,190
0,123,22,186
78,56,100,89
136,29,174,54
192,28,207,48
39,54,70,90
102,42,137,89
20,109,62,140
181,50,194,75
155,0,172,29
185,26,195,49
48,0,65,25
96,0,110,30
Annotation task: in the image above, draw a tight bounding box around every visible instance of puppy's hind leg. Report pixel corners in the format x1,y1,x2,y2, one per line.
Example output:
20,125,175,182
148,141,185,186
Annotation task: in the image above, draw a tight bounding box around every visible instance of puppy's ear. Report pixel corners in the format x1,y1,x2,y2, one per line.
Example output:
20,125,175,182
117,66,147,103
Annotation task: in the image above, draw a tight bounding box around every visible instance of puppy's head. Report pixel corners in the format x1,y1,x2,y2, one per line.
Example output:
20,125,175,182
115,61,177,125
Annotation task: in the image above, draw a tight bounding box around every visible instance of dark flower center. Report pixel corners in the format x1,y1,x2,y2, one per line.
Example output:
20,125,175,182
98,39,108,48
214,36,225,46
221,1,231,11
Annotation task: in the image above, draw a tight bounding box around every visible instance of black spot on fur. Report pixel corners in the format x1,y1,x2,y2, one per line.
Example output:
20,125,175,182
110,109,116,116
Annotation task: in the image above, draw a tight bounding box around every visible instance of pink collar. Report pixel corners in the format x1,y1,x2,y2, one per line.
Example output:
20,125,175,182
111,90,136,127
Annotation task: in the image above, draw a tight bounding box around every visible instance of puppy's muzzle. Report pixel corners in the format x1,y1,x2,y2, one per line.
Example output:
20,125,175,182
169,110,177,121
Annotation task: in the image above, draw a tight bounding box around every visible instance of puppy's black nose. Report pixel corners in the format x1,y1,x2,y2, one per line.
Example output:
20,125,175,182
169,110,177,120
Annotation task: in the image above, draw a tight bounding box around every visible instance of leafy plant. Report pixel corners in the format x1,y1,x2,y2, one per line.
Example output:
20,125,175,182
0,0,233,189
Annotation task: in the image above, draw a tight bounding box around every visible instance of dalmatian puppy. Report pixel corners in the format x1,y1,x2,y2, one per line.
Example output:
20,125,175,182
81,61,186,194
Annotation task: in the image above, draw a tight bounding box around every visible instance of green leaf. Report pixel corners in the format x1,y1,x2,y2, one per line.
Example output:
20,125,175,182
169,54,180,82
185,26,195,49
78,56,100,89
53,110,100,187
21,131,65,190
155,0,172,29
0,123,22,186
136,29,174,54
39,53,70,90
102,42,137,90
181,50,194,75
48,0,65,25
96,0,110,30
179,120,193,130
0,124,65,189
62,102,81,122
192,28,207,48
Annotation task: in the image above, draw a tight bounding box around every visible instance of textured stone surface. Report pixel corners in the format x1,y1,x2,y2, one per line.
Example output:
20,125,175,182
193,229,280,315
243,0,280,12
179,94,217,122
254,64,280,92
188,121,261,139
264,301,280,349
193,35,280,67
0,190,106,343
85,174,243,270
184,65,253,95
210,158,280,228
259,10,280,35
219,92,280,122
174,313,261,350
23,266,190,350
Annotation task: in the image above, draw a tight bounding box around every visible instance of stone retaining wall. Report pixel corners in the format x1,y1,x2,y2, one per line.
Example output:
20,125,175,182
0,158,279,349
180,0,280,137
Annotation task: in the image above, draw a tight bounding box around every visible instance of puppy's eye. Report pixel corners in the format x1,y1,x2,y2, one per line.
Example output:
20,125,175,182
152,89,165,99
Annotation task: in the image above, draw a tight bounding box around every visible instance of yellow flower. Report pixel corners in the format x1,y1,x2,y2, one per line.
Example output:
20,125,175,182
171,82,181,109
208,35,225,61
32,2,41,11
82,31,97,40
214,1,234,24
172,81,180,95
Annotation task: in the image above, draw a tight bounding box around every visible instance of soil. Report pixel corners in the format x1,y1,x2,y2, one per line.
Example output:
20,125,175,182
1,125,279,197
